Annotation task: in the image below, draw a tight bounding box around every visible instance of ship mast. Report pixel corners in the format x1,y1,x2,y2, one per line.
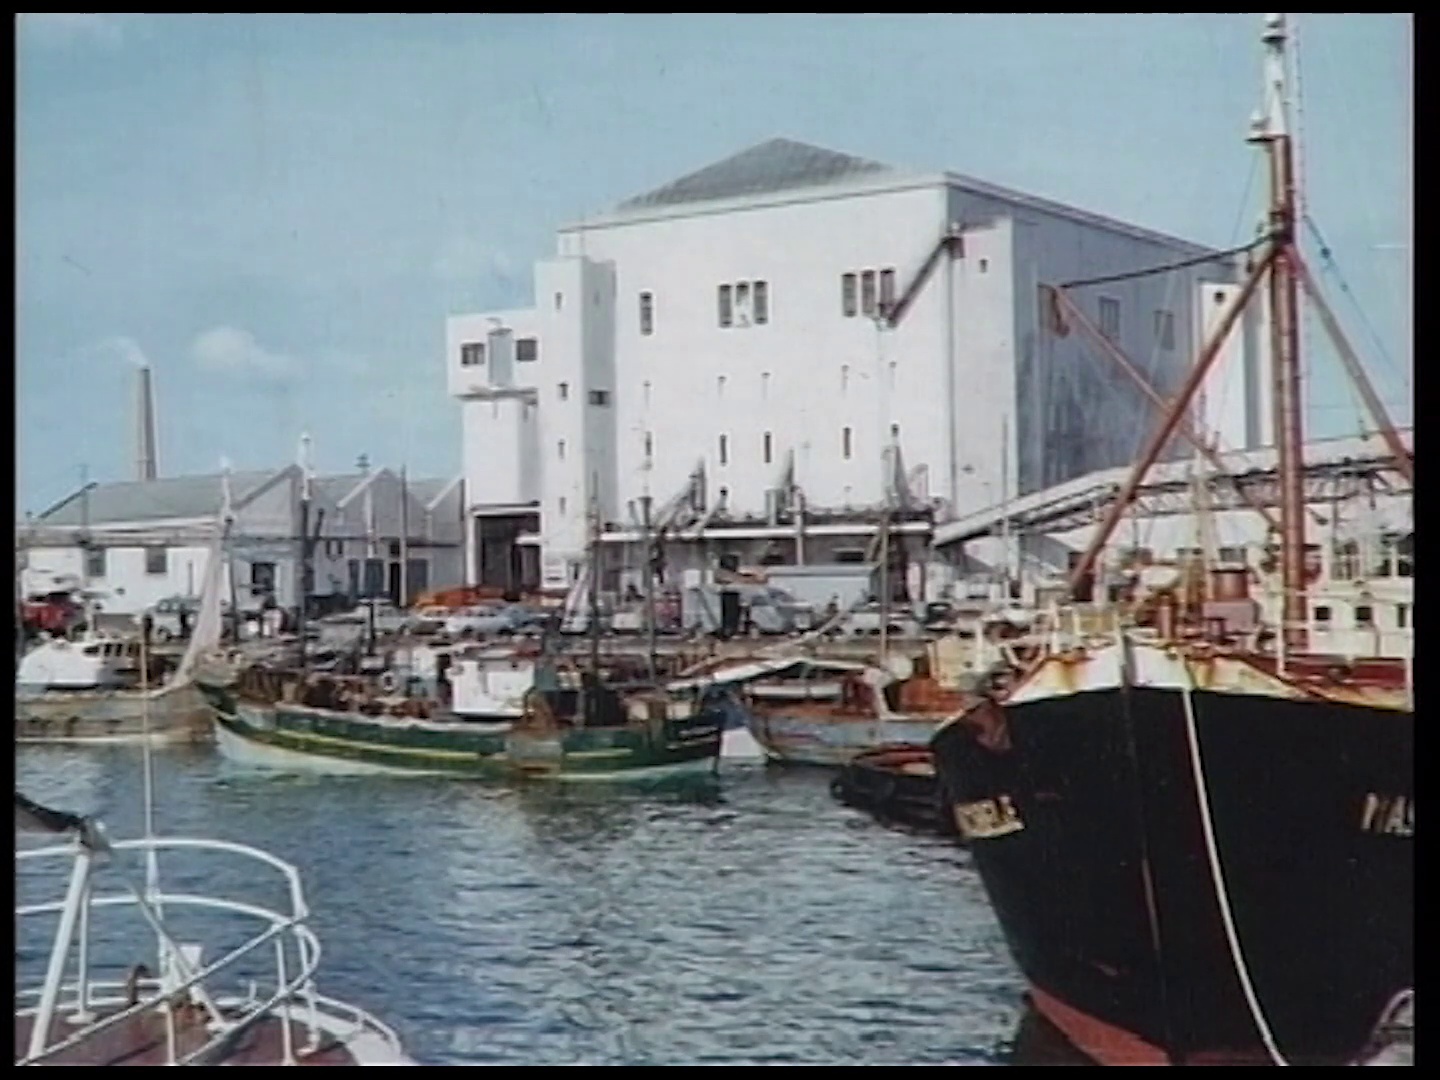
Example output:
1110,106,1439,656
1248,12,1308,652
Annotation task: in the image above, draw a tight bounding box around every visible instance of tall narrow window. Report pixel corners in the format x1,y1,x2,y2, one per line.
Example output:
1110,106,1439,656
558,496,567,516
1154,308,1175,350
718,284,733,328
639,291,654,336
754,280,769,324
642,379,651,407
735,281,751,322
879,268,896,313
717,375,726,399
557,439,566,461
760,371,770,399
763,431,773,465
841,273,858,317
145,546,168,575
718,434,729,466
557,381,569,401
84,548,106,579
840,364,850,393
842,427,853,459
1099,297,1120,340
861,270,877,316
643,432,654,461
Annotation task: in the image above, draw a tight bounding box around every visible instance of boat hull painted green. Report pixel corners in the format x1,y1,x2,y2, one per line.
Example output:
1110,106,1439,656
200,683,725,782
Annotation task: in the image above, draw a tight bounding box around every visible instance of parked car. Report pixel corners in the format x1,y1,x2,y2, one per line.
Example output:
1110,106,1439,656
442,604,526,638
147,595,202,642
835,601,925,638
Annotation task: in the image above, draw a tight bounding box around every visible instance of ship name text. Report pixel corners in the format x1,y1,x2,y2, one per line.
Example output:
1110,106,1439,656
1360,793,1413,837
954,795,1025,841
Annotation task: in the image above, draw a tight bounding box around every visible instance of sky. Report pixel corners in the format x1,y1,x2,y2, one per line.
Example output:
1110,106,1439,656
15,13,1411,515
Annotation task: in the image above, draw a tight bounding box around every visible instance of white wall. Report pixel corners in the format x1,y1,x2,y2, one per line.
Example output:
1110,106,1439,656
567,183,948,523
23,541,219,616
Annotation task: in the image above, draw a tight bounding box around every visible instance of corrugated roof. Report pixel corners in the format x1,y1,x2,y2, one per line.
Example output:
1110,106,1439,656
35,470,281,527
617,138,892,211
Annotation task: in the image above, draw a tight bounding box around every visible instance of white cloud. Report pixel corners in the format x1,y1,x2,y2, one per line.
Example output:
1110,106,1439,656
20,13,126,47
191,326,297,384
432,235,515,285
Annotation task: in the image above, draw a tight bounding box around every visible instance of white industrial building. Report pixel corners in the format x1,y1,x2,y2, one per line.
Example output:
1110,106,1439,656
447,137,1264,595
18,465,465,617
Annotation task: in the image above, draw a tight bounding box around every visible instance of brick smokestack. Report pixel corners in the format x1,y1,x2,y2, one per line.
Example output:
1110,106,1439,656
135,364,158,481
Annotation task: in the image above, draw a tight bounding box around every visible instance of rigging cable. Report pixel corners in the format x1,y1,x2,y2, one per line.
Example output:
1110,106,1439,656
1059,237,1267,291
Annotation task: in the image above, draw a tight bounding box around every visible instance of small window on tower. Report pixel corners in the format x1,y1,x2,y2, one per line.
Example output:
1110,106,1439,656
718,434,729,466
1155,309,1176,350
763,431,773,465
879,268,896,314
639,291,654,336
842,427,853,459
1099,297,1120,340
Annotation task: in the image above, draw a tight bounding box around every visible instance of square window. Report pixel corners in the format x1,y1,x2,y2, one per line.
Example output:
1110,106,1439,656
460,342,485,366
1355,604,1374,626
588,389,610,407
145,546,168,576
515,337,539,363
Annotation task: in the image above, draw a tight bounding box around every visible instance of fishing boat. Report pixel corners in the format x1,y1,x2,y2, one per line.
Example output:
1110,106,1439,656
683,650,976,767
16,536,229,746
930,15,1413,1067
829,743,959,838
200,476,728,782
15,618,414,1065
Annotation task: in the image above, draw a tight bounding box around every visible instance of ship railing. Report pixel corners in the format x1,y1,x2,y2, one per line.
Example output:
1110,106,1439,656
15,834,403,1066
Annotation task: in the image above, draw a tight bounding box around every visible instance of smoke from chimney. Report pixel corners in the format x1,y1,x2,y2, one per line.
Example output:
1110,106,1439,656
135,364,159,481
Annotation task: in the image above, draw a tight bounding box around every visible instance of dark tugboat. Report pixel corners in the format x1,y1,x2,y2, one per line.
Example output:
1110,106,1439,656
932,14,1412,1067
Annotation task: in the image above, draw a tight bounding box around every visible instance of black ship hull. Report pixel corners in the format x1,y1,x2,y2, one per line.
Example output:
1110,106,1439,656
931,663,1412,1065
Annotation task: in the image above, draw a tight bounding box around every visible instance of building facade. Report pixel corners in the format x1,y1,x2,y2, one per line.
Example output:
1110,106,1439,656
447,138,1260,593
19,466,465,616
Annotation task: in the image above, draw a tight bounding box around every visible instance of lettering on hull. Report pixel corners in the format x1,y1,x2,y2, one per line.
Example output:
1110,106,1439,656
954,795,1025,841
1360,793,1413,837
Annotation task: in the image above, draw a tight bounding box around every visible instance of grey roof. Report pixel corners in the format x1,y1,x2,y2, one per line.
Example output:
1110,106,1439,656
34,470,281,527
311,473,373,508
617,138,893,211
406,476,462,508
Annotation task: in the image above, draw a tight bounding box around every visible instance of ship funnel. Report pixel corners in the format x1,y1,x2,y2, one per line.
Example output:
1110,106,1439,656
134,364,159,481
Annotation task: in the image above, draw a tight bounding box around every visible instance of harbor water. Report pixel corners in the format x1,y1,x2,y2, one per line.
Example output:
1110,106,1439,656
15,744,1050,1066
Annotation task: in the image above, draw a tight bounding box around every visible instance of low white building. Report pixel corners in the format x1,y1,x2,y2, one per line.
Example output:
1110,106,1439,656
19,466,466,616
447,138,1262,594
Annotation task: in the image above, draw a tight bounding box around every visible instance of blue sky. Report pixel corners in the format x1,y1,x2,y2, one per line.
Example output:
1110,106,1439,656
16,13,1411,514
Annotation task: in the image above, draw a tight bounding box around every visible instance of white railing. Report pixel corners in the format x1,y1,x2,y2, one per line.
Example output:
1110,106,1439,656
15,834,403,1066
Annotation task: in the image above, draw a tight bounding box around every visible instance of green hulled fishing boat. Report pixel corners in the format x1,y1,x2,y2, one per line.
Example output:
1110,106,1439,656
199,658,727,782
199,469,725,782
